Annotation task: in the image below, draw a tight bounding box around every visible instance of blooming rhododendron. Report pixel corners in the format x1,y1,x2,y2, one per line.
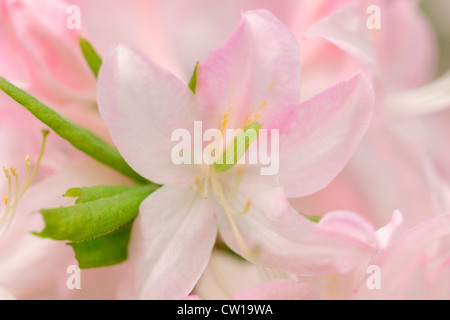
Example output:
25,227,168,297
0,0,448,302
97,10,374,298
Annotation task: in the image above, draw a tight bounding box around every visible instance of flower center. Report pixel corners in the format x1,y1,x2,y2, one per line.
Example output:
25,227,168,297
0,130,49,238
191,164,257,260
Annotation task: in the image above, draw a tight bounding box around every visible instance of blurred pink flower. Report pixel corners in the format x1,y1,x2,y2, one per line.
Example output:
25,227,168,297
70,1,449,232
292,0,450,232
0,0,112,141
197,211,450,300
0,104,129,299
0,0,96,104
97,10,375,299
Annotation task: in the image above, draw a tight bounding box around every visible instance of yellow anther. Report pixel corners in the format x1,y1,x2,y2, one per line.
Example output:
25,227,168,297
269,78,277,91
0,130,49,239
2,167,10,179
258,101,267,111
239,199,251,215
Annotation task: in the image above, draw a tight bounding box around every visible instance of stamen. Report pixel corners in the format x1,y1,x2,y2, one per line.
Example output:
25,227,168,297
209,166,257,259
3,167,10,179
226,165,244,203
0,130,49,238
234,199,250,216
3,167,11,213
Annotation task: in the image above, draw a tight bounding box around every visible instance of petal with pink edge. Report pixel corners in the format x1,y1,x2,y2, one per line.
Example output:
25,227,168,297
305,1,437,91
196,9,301,130
97,44,200,185
278,72,374,198
217,174,377,276
129,185,217,300
305,3,377,76
356,214,450,299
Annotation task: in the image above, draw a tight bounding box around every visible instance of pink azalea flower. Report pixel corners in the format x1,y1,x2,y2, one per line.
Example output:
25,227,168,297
292,0,450,231
0,0,112,141
0,0,96,104
197,211,450,299
97,10,375,299
69,0,355,85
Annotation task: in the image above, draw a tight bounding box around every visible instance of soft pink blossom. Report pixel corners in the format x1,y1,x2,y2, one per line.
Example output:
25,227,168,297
0,0,96,104
292,0,450,232
196,211,450,300
97,10,375,299
0,103,129,299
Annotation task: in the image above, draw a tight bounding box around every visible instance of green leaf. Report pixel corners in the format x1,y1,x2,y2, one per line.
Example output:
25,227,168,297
68,223,132,269
0,77,147,183
214,121,262,173
79,37,102,78
35,184,158,241
188,62,199,94
64,185,146,204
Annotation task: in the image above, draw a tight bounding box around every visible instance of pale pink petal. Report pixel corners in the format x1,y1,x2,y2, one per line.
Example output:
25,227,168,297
305,3,377,76
97,44,200,185
0,160,127,299
432,257,450,299
278,72,374,198
217,173,377,276
196,9,301,130
371,0,437,90
195,249,284,300
291,127,444,232
0,0,96,103
305,1,437,91
356,214,450,299
385,72,450,119
0,286,15,300
69,0,185,80
130,185,217,300
235,280,319,300
376,210,403,250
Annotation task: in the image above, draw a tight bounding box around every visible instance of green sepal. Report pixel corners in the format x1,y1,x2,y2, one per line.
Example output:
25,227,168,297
79,37,102,78
68,222,133,269
35,184,158,241
0,77,147,183
188,62,199,94
214,121,262,173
